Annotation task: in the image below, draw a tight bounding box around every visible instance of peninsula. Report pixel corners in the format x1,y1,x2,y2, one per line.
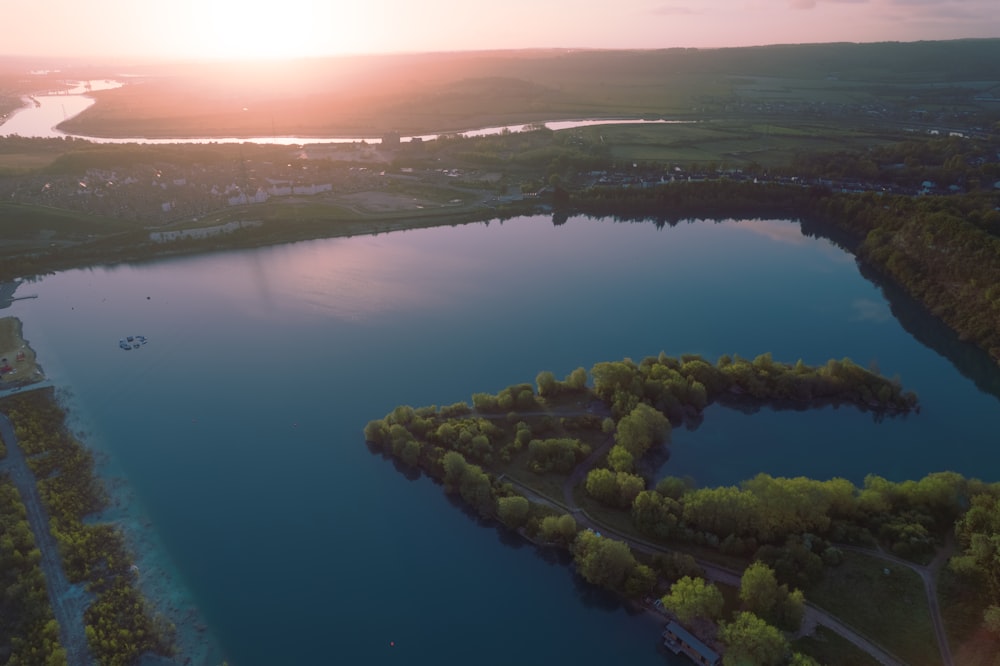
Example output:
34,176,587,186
365,354,999,665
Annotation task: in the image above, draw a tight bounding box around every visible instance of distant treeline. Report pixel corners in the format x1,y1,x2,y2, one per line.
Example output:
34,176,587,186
789,136,1000,189
568,181,1000,365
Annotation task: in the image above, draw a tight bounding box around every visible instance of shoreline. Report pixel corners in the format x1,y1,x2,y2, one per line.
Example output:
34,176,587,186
0,314,227,666
64,403,228,666
94,471,226,666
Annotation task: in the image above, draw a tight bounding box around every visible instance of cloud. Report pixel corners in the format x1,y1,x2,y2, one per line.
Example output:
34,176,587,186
850,298,891,323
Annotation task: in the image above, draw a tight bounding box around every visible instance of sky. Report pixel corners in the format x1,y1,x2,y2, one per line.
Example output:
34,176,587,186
2,0,998,61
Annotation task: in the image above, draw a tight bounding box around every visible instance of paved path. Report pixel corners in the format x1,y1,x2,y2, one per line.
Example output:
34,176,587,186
480,402,918,665
0,412,94,666
837,541,955,666
547,422,909,666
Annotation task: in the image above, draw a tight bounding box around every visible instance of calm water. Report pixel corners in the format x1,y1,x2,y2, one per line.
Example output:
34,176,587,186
7,215,1000,665
0,81,685,144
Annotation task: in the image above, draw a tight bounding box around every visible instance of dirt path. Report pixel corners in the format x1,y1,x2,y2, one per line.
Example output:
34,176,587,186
0,412,94,666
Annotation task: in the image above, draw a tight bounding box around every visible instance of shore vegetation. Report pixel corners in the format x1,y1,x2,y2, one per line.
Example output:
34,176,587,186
362,353,959,664
0,389,175,665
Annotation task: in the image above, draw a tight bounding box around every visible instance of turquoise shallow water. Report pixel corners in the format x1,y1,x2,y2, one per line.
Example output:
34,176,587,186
7,214,1000,664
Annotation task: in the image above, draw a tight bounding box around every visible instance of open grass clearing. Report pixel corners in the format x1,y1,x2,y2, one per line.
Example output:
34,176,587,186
577,120,903,168
806,551,936,666
793,626,882,666
0,152,63,174
0,203,133,239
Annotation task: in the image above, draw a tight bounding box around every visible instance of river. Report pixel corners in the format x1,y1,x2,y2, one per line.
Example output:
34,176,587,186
0,79,689,145
5,214,1000,665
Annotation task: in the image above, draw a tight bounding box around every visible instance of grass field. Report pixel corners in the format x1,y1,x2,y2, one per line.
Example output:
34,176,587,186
793,626,882,666
0,152,64,175
44,41,999,139
575,120,904,168
0,203,133,240
806,551,937,666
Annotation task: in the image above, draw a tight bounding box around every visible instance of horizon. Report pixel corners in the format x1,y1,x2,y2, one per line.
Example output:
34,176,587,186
3,0,999,62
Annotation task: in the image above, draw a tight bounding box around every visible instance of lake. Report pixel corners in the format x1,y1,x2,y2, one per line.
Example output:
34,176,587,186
6,214,1000,665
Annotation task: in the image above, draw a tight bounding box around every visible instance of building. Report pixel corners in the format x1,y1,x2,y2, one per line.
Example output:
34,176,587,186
662,621,721,666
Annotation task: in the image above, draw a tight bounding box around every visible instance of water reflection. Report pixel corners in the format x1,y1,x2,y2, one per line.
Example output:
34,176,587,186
10,213,1000,665
859,261,1000,403
234,234,483,321
850,298,891,323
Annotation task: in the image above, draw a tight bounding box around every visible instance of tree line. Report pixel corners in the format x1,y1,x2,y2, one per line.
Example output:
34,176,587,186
364,353,929,662
0,475,66,666
2,389,175,666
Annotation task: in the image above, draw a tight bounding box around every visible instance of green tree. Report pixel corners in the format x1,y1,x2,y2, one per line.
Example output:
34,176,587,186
740,561,781,618
719,612,789,666
615,402,670,459
538,513,578,545
586,468,619,505
496,496,530,529
573,530,638,592
536,371,558,397
566,367,588,390
442,451,468,488
660,576,724,623
607,445,635,473
624,563,657,599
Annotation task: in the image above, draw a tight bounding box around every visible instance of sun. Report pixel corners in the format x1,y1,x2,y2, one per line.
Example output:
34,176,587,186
192,1,370,60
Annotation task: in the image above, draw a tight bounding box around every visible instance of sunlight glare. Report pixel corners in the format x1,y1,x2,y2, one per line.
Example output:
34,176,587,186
193,1,368,60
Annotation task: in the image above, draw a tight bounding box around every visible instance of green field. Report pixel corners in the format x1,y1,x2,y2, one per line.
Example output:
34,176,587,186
806,552,936,666
574,121,904,168
36,40,999,139
793,626,882,666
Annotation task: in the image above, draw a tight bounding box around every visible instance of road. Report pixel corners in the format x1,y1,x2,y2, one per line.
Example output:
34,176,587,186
0,412,94,666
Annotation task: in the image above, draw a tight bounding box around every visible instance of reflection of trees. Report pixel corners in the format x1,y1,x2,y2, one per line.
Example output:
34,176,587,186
802,215,1000,405
858,261,1000,405
571,184,1000,406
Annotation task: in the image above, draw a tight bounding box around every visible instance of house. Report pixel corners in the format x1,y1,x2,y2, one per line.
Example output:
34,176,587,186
662,621,721,666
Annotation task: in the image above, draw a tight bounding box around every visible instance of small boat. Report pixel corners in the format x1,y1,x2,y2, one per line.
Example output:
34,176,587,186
119,335,148,350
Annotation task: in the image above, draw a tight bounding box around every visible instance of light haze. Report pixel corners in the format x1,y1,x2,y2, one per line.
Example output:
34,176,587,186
3,0,999,60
